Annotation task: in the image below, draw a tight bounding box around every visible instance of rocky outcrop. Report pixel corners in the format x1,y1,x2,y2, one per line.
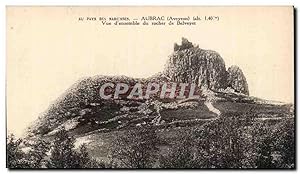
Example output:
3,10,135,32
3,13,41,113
227,65,249,95
174,38,194,51
164,38,249,95
164,38,228,90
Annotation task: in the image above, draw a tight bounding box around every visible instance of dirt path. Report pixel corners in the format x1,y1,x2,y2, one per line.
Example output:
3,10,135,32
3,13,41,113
204,101,221,117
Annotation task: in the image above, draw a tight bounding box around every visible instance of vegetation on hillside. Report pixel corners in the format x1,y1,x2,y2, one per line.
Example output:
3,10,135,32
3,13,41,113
8,115,294,169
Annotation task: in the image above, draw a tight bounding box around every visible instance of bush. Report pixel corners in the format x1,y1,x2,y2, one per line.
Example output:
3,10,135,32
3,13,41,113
7,134,30,168
109,127,159,168
158,116,295,169
7,128,105,169
159,133,197,168
7,117,295,169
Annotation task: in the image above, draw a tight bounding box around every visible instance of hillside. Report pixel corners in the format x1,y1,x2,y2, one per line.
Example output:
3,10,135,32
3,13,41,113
24,38,294,168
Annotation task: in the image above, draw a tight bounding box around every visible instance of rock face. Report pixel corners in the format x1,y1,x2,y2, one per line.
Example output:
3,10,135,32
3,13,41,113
227,65,249,95
164,38,228,90
164,38,249,95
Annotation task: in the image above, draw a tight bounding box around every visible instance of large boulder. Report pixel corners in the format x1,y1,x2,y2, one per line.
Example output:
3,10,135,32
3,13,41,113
164,38,228,90
227,65,249,95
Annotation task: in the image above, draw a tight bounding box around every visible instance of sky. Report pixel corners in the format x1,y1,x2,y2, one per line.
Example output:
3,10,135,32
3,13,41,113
7,6,294,136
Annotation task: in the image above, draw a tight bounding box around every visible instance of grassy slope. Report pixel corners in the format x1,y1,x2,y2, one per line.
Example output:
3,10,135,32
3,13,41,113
75,100,294,161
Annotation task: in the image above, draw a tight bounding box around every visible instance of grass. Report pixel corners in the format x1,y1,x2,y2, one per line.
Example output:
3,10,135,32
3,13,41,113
160,104,216,122
214,101,292,117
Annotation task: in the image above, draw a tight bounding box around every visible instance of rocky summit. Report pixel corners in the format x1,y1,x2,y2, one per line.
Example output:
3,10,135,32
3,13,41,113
164,37,249,95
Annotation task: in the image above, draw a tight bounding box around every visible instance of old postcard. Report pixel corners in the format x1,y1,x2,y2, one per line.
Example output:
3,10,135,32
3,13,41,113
6,6,294,169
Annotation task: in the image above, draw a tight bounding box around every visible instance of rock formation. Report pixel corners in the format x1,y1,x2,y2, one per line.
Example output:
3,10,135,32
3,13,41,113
164,37,249,95
164,38,228,90
227,65,249,95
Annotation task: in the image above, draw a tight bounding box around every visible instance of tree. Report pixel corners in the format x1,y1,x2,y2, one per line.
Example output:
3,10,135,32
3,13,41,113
76,144,105,168
46,128,79,168
109,127,159,168
193,116,254,168
159,135,197,168
7,134,29,168
25,137,50,168
7,128,106,169
276,120,295,168
254,119,295,169
77,144,89,168
46,128,105,168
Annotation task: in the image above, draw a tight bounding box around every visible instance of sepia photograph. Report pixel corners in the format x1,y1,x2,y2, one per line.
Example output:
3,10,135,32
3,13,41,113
6,6,295,169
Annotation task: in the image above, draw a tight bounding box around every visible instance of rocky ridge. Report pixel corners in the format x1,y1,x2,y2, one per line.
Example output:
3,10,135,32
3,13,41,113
27,38,253,137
